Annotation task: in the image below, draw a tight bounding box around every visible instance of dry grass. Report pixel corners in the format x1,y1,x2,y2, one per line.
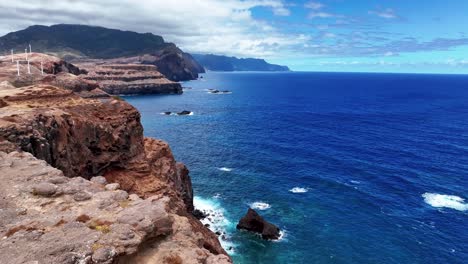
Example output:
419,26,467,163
111,95,125,101
119,200,131,208
92,243,104,252
88,219,113,233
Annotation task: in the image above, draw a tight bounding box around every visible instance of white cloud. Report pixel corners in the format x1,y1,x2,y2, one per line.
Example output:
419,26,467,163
273,7,291,16
308,12,336,19
369,8,398,19
304,1,324,10
0,0,296,58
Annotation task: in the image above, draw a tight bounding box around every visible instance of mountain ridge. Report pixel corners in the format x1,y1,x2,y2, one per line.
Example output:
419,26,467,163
192,53,290,72
0,24,204,81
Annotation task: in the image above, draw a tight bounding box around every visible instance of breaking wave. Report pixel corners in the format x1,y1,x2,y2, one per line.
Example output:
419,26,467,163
250,201,271,210
194,196,237,254
422,193,468,211
289,187,308,193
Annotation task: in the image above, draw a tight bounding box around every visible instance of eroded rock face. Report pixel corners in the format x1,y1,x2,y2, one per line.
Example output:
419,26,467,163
0,65,230,262
78,63,182,95
0,86,143,178
237,208,281,240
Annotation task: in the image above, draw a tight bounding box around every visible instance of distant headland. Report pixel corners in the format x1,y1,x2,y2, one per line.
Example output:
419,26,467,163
0,24,291,82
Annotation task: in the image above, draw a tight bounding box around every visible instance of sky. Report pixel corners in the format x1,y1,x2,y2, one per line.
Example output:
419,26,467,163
1,0,468,73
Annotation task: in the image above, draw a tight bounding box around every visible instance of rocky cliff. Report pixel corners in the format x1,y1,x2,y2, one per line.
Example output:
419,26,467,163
77,63,182,95
0,54,231,263
0,24,205,81
0,53,182,96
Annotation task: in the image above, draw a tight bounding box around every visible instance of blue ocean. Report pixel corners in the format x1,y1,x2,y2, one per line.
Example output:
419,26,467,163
124,72,468,264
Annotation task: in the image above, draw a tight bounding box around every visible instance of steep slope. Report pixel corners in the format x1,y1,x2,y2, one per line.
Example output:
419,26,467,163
0,24,205,81
0,54,231,263
78,63,183,95
192,53,290,72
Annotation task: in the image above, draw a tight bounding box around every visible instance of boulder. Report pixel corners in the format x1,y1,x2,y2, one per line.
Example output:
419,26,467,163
31,182,58,197
105,183,120,191
236,208,281,240
193,209,208,220
177,110,192,116
91,176,108,185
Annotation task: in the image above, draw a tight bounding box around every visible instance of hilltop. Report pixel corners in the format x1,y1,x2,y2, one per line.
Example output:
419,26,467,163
0,24,204,81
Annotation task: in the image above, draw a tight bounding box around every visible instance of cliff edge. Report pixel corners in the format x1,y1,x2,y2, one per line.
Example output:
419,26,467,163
0,54,231,263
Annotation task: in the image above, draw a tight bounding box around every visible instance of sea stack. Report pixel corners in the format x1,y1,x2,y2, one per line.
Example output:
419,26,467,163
237,208,281,240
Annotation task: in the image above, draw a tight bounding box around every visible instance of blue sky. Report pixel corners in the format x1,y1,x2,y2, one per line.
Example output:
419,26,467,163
251,0,468,73
1,0,468,73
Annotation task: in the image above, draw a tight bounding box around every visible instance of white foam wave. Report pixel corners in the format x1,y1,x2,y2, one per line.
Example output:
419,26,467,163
273,230,287,242
422,193,468,211
289,187,308,193
250,201,271,210
194,196,237,254
218,167,233,172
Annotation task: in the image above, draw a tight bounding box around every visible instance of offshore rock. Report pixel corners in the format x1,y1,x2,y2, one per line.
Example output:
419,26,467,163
237,208,281,240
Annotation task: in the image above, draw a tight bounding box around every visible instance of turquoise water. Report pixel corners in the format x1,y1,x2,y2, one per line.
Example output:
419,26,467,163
125,72,468,264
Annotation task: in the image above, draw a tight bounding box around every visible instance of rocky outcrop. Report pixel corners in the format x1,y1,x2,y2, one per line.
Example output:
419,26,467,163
0,151,170,263
78,63,182,95
237,208,281,240
0,53,107,99
144,44,204,81
0,151,230,264
0,24,205,81
0,85,143,178
0,55,231,263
